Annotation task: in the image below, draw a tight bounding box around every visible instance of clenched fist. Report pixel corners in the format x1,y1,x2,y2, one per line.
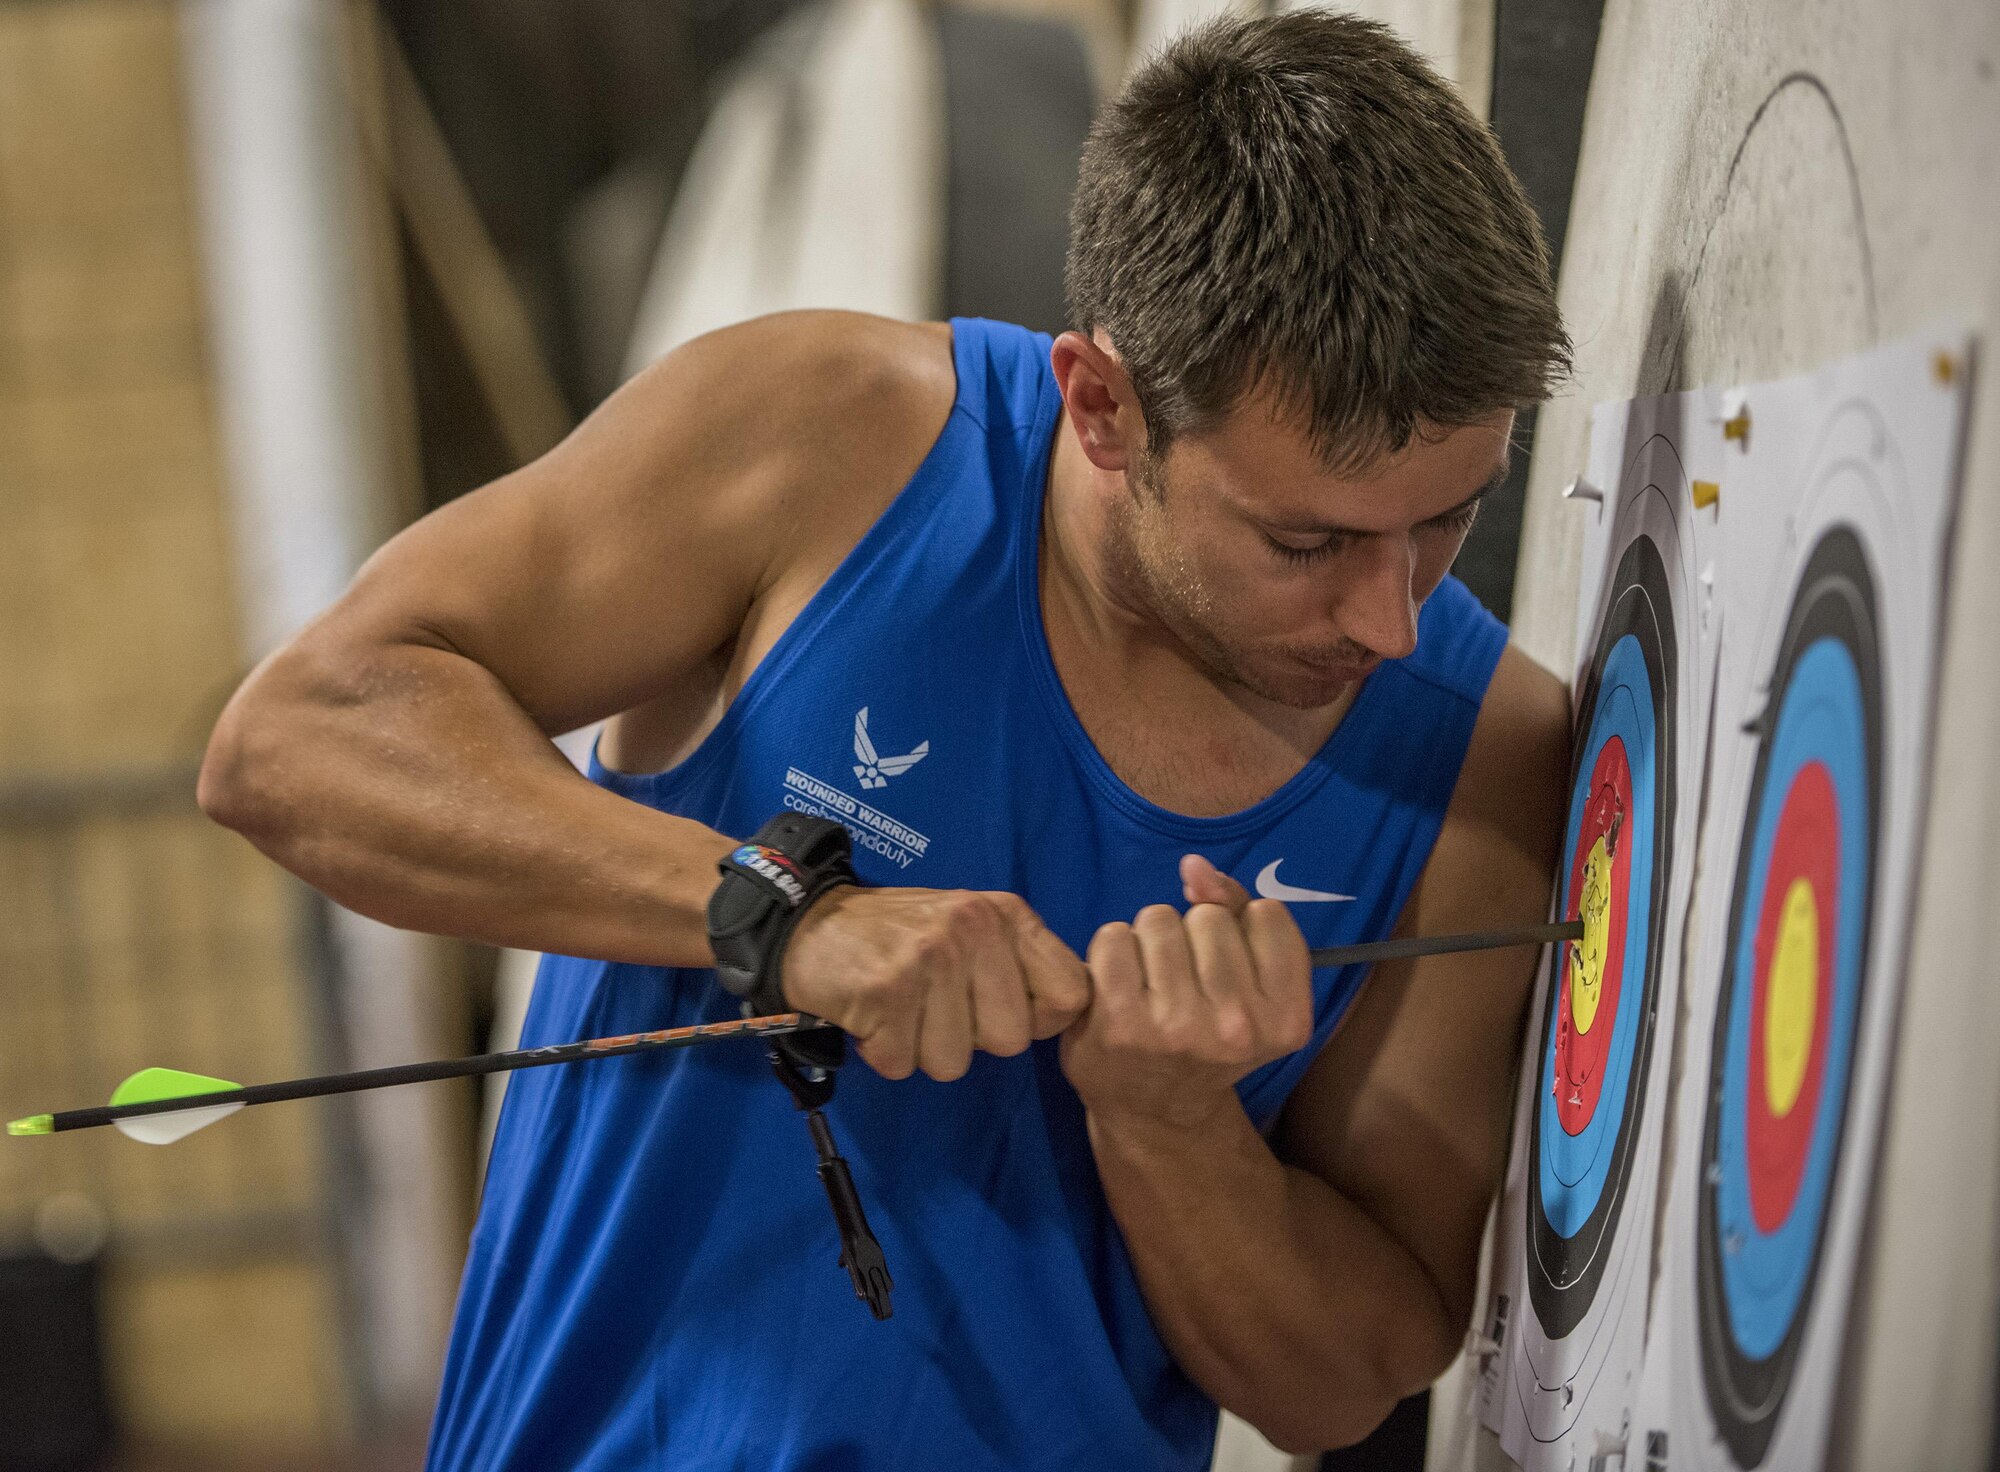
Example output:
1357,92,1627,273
780,886,1091,1082
1060,854,1314,1127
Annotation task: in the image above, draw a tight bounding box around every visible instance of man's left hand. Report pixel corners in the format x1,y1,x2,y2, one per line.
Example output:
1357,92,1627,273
1060,854,1315,1128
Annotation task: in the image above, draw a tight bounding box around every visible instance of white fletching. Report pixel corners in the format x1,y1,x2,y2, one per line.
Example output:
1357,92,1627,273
114,1100,244,1145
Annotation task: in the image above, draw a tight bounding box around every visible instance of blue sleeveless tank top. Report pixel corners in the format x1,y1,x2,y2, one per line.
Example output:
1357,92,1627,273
427,318,1507,1472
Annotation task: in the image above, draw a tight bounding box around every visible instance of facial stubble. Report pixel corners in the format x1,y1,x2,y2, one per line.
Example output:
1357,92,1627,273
1111,454,1356,712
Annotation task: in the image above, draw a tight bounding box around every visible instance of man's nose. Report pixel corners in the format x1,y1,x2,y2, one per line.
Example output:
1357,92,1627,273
1333,532,1420,661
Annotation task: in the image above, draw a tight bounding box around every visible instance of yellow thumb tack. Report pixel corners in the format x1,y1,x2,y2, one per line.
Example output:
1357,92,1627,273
1692,480,1720,509
1934,350,1961,385
1718,389,1751,450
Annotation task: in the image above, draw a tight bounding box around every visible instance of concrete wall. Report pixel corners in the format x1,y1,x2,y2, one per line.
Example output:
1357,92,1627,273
1433,0,2000,1466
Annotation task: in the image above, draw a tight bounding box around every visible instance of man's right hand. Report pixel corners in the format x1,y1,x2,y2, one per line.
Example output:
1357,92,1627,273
780,887,1090,1082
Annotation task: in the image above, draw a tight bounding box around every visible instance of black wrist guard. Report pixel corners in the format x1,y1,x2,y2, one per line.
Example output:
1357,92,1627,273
705,814,859,1016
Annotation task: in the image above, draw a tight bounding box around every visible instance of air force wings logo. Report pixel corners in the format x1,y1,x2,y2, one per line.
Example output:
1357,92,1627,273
853,707,929,790
781,711,933,867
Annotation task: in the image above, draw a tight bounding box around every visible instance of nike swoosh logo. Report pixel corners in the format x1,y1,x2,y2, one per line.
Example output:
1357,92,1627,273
1254,860,1355,904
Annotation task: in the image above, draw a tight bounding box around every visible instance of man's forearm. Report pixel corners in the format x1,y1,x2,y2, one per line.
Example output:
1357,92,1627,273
1086,1094,1458,1453
200,635,733,965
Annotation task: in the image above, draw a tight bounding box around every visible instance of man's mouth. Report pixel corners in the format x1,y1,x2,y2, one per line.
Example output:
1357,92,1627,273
1285,650,1379,681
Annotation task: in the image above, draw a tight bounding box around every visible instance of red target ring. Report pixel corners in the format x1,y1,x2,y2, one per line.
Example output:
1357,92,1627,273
1555,737,1632,1136
1744,760,1839,1232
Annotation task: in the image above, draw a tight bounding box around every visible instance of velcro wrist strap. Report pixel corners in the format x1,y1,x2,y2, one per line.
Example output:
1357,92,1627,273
706,814,858,1015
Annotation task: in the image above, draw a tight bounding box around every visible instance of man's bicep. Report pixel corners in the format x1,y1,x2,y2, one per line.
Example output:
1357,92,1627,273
330,342,784,734
1275,645,1570,1323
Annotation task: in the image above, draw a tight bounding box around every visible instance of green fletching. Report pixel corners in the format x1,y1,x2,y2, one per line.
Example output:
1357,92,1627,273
110,1068,242,1107
109,1068,248,1145
7,1114,53,1137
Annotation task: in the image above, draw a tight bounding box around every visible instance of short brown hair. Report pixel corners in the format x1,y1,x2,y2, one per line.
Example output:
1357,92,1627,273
1065,10,1568,471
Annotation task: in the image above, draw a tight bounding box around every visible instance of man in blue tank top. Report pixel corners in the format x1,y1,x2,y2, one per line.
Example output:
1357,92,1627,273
201,12,1573,1468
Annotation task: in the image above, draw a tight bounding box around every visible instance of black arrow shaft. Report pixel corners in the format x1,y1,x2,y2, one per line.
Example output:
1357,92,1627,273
33,921,1581,1134
1309,919,1581,970
40,1013,830,1134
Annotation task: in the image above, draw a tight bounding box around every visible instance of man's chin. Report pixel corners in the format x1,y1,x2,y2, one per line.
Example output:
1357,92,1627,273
1231,656,1375,712
1160,607,1374,711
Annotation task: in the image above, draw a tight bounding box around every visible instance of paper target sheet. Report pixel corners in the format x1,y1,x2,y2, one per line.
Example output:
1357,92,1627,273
1636,332,1972,1471
1480,382,1723,1468
1478,329,1971,1472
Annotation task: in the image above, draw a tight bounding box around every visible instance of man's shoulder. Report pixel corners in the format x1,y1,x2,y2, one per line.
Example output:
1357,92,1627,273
639,310,959,468
605,310,963,586
1389,577,1510,707
570,315,968,771
1452,643,1570,855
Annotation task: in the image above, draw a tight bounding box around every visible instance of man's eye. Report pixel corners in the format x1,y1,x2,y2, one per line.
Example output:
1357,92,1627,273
1263,532,1342,565
1425,500,1483,536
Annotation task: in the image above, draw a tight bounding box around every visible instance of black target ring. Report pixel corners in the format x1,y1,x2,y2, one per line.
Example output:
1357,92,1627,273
1694,526,1883,1468
1525,532,1678,1341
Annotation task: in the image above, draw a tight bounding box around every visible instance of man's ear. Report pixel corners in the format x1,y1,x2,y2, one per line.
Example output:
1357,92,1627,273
1050,329,1147,474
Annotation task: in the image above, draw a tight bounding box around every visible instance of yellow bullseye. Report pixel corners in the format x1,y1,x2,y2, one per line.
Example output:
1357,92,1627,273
1764,878,1819,1118
1570,837,1612,1034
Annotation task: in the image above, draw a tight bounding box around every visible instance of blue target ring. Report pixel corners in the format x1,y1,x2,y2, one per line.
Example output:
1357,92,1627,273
1713,641,1869,1358
1697,526,1881,1467
1527,532,1675,1341
1538,633,1657,1229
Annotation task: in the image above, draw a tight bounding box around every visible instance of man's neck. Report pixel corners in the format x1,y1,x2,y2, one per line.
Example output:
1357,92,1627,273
1039,421,1187,666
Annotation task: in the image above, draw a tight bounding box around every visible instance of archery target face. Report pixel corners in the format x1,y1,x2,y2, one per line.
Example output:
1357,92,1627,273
1527,530,1676,1348
1695,526,1881,1466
